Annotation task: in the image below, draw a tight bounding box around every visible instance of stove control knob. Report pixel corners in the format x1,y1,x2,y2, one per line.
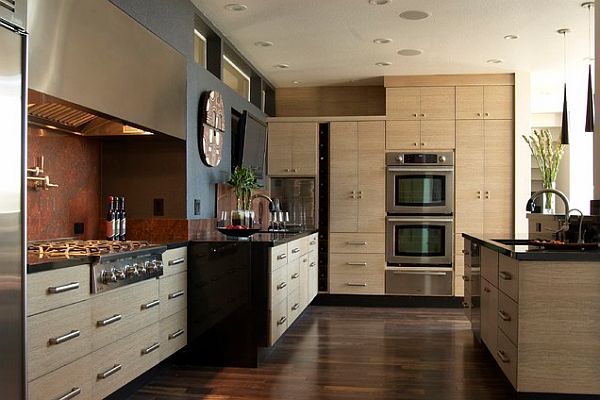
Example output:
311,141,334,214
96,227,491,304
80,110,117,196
395,154,404,162
145,260,158,273
114,268,126,280
138,262,147,274
154,260,163,271
125,264,139,278
438,155,446,163
101,268,117,284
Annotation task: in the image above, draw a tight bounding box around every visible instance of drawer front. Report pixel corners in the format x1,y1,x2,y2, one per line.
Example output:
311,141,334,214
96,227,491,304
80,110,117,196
481,247,499,287
162,246,187,277
307,233,318,252
329,253,385,295
308,251,318,302
287,258,301,293
28,351,92,400
28,300,93,381
159,309,187,361
498,291,519,346
92,278,159,351
269,297,288,346
92,322,160,400
287,237,308,261
498,254,519,302
270,264,288,307
463,286,472,321
159,271,187,319
497,330,518,388
454,263,465,297
299,254,309,307
28,264,90,316
288,288,302,325
270,243,289,271
329,233,385,254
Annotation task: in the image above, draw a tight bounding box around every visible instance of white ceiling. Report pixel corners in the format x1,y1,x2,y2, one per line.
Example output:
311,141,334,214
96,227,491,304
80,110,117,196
191,0,594,108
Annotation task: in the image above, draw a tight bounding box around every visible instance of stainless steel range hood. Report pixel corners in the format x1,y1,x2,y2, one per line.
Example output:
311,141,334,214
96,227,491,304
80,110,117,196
27,0,187,139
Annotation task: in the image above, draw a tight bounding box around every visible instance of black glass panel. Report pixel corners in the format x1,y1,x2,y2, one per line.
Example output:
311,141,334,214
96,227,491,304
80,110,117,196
395,175,445,207
394,225,445,257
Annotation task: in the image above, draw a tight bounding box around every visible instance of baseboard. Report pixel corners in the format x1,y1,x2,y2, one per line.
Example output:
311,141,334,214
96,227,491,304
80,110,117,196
312,293,464,308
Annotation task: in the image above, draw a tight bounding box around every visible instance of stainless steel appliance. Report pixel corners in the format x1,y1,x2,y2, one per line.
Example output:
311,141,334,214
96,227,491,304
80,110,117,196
385,267,453,296
0,2,27,398
386,151,454,215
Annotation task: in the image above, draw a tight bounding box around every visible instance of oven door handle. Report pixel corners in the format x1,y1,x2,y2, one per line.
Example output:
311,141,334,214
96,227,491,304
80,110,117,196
391,270,449,276
387,167,454,172
387,217,453,223
386,267,452,273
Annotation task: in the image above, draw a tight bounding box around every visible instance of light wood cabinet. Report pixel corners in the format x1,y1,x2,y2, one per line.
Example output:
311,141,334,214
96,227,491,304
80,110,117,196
456,85,514,120
27,264,90,316
267,122,318,176
386,120,455,150
480,277,498,361
386,87,455,120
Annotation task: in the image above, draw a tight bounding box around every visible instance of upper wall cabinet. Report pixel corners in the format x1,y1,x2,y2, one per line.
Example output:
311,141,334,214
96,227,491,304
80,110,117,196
267,122,318,176
456,86,514,120
386,87,455,120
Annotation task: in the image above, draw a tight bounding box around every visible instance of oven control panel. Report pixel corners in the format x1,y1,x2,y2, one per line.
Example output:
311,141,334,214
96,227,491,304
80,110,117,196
387,151,454,166
92,252,164,293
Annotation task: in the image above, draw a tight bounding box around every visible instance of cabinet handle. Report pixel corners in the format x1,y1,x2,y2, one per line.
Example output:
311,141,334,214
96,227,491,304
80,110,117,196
412,113,418,117
97,364,122,380
303,258,308,263
477,112,482,117
483,287,491,293
277,282,287,290
497,350,510,363
485,112,490,117
168,329,185,340
291,272,300,279
347,262,367,267
309,262,316,267
141,342,160,355
346,241,367,246
47,282,79,294
421,142,425,146
485,191,490,199
56,387,82,400
284,168,290,172
292,303,300,311
49,330,80,345
168,257,185,266
462,275,469,281
420,113,425,117
477,190,482,199
309,240,317,245
413,142,418,146
97,314,122,327
277,253,287,260
499,271,512,280
498,310,511,321
346,282,367,287
277,316,287,325
291,248,300,254
462,301,469,308
168,290,185,299
292,168,298,172
461,249,469,255
141,299,160,310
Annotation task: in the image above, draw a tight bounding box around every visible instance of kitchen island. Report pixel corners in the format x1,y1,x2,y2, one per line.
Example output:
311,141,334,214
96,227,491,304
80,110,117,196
463,234,600,396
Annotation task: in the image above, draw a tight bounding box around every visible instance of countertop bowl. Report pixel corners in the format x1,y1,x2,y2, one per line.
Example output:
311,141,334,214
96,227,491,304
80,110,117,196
216,227,260,237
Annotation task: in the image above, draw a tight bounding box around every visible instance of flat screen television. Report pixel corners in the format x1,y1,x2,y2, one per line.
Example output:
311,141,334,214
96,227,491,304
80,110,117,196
231,110,267,185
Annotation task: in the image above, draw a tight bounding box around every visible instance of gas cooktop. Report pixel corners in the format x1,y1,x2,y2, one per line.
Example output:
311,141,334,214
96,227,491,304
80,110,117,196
27,239,156,258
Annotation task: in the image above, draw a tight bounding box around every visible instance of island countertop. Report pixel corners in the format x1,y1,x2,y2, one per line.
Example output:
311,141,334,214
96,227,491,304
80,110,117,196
190,229,319,247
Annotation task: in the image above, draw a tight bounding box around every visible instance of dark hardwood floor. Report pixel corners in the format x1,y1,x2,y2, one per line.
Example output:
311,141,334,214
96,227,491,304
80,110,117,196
127,306,519,400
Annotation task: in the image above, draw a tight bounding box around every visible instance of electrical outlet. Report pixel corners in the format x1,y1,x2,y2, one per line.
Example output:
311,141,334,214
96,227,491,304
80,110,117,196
74,222,84,235
194,199,201,215
153,198,164,216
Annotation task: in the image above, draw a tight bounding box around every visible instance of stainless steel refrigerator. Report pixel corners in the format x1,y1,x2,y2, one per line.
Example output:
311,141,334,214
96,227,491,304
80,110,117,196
0,2,27,399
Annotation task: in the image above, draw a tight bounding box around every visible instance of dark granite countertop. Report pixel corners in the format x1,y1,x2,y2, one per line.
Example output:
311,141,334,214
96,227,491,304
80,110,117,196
462,233,600,261
27,254,95,273
165,240,189,249
190,229,318,247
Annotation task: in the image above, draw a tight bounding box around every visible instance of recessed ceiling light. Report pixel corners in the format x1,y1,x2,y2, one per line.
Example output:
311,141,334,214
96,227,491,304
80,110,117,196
373,38,393,44
224,3,247,11
254,41,273,47
584,56,595,62
397,49,422,56
375,61,392,66
399,10,430,20
504,34,519,40
369,0,391,5
273,64,290,69
292,80,301,85
486,58,503,64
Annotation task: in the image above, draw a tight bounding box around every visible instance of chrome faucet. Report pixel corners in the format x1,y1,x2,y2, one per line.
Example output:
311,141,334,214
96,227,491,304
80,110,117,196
251,193,280,212
526,188,571,238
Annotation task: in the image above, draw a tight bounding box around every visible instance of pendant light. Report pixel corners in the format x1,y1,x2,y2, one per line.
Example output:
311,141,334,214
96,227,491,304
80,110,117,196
583,2,595,133
558,28,570,144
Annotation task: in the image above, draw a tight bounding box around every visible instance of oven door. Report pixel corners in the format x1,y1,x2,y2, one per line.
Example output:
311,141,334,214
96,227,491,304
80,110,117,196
386,216,453,265
386,166,454,214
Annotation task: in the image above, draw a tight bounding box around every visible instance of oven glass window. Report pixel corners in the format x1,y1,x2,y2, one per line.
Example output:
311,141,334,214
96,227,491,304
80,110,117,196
395,175,445,207
394,225,445,256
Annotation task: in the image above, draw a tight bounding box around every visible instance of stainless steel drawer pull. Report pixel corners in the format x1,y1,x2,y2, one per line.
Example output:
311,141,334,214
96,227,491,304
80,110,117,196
168,290,185,299
98,364,122,380
277,316,287,325
309,262,316,267
499,271,512,280
346,283,367,287
347,262,367,267
291,247,300,254
141,342,160,355
497,350,510,363
49,330,80,345
277,282,287,290
97,314,122,327
346,241,367,246
168,257,185,266
48,282,79,294
56,387,82,400
141,299,160,310
498,310,511,321
277,254,287,260
291,273,300,279
168,329,185,340
292,303,300,311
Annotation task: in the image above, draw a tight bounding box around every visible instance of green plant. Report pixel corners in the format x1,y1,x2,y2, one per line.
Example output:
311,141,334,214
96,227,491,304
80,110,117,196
227,165,259,210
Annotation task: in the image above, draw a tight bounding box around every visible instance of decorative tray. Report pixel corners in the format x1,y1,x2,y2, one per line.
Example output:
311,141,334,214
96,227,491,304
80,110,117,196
530,240,600,250
216,227,260,237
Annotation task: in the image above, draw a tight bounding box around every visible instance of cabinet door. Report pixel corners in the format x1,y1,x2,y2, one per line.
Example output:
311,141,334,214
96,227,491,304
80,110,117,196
267,123,293,175
480,278,498,356
484,86,514,120
330,122,358,232
358,121,385,232
386,87,420,120
420,87,455,120
291,122,318,175
385,120,420,150
456,86,484,119
420,120,455,149
455,120,484,235
484,120,514,236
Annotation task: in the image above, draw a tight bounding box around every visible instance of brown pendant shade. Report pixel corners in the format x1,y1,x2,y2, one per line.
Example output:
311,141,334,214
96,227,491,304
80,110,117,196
561,84,569,144
585,64,594,132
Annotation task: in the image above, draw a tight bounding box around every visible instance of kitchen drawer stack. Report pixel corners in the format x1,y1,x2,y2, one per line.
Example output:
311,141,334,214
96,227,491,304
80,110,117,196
27,246,188,400
268,233,318,346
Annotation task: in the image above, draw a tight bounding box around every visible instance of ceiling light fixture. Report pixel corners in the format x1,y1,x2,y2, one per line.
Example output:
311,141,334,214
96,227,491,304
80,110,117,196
254,41,274,47
375,61,392,66
486,58,503,64
292,80,301,85
399,10,430,20
273,64,290,69
504,34,519,40
224,3,247,11
397,49,422,56
557,28,571,144
583,1,595,132
369,0,391,5
373,38,393,44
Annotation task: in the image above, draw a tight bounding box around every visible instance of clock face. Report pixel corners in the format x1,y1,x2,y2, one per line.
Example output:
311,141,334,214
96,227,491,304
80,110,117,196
199,90,225,167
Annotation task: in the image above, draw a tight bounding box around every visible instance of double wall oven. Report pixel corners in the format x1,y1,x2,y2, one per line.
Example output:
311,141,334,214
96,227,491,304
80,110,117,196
385,152,454,296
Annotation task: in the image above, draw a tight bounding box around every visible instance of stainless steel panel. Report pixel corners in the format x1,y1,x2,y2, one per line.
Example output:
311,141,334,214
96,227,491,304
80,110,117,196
386,216,453,265
0,0,27,30
27,0,186,139
385,267,453,296
0,22,25,400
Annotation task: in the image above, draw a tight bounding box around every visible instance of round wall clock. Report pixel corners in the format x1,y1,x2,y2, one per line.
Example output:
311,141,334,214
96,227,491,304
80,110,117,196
198,90,225,167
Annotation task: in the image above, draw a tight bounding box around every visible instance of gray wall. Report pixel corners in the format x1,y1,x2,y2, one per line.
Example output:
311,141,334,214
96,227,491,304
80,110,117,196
110,0,266,219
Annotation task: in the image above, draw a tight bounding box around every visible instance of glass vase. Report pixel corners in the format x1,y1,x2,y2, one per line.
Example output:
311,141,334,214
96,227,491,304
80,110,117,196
542,181,556,214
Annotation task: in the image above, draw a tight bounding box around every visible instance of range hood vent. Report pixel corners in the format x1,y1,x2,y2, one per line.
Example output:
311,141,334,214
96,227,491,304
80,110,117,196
27,0,186,139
